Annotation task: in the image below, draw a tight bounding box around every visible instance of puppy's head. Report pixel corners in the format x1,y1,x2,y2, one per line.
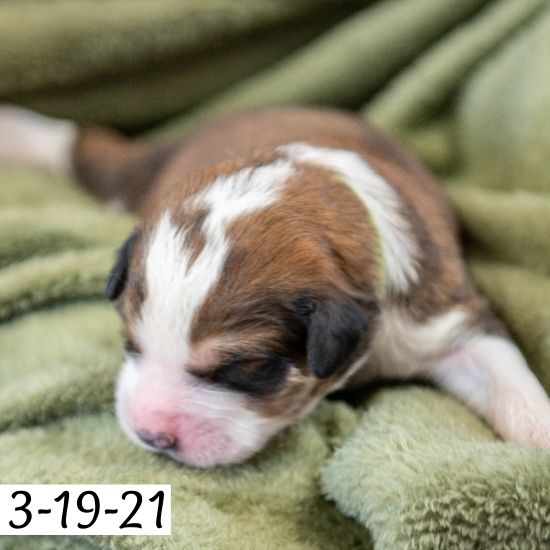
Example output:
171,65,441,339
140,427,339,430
109,155,381,468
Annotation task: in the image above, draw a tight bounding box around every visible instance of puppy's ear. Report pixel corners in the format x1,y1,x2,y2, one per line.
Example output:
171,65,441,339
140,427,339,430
296,294,371,379
105,230,140,301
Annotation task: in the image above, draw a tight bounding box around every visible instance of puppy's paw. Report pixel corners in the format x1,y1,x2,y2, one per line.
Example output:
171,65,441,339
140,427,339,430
518,413,550,449
498,392,550,449
515,425,550,449
431,334,550,451
0,104,77,172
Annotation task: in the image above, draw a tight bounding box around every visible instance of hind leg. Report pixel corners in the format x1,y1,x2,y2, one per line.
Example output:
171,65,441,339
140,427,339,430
430,332,550,448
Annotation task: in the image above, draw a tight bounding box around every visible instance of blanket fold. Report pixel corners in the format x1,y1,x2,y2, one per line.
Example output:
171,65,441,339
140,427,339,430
1,0,550,548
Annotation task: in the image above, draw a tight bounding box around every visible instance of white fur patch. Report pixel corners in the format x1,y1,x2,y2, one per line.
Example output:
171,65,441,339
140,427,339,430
279,143,419,294
0,105,77,173
116,356,153,451
349,306,469,385
193,160,293,224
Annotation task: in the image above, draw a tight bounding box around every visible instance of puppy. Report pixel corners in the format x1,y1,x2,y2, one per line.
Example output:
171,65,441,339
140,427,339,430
1,105,550,468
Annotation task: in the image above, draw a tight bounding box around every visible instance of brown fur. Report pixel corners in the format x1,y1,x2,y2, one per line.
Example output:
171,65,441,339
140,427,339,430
74,127,179,211
76,108,477,322
190,163,380,339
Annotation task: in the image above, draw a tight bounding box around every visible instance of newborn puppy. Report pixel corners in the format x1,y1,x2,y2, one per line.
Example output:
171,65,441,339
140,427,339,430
1,105,550,468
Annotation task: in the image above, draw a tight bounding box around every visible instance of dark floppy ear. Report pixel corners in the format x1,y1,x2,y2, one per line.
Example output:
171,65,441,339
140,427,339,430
105,230,140,301
299,294,369,379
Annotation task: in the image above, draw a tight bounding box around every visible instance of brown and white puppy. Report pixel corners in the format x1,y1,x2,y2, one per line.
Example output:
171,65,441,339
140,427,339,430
1,105,550,468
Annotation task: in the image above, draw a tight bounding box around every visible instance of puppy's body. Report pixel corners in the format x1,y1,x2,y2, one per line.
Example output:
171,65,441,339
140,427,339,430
2,105,550,467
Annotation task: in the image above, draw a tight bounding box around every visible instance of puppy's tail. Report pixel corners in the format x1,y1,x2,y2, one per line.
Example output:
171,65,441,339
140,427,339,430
0,105,177,212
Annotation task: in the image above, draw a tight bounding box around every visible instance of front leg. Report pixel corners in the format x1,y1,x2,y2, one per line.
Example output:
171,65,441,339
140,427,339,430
430,334,550,448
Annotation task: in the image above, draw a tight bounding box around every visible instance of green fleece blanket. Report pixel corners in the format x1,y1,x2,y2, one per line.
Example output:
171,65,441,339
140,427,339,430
1,0,550,548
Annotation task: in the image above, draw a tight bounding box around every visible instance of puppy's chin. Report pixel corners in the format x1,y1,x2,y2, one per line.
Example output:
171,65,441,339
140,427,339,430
115,357,288,468
163,430,273,469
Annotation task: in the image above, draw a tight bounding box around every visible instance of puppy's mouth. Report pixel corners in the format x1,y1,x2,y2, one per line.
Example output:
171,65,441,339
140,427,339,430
136,438,209,469
136,430,261,469
162,447,234,470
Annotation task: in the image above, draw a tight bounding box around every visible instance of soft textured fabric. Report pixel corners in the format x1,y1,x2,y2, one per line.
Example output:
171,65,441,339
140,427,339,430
1,0,550,548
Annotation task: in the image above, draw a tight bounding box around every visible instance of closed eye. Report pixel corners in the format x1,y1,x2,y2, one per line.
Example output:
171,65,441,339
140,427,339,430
197,354,291,396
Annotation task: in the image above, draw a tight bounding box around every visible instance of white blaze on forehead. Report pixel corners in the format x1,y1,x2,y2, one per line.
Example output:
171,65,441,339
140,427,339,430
195,160,293,224
279,143,419,294
138,158,294,365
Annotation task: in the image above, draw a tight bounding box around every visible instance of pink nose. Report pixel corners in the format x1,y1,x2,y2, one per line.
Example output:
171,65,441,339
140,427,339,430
137,430,177,451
